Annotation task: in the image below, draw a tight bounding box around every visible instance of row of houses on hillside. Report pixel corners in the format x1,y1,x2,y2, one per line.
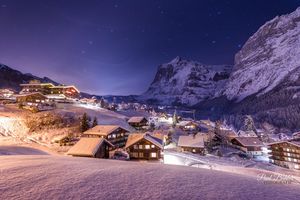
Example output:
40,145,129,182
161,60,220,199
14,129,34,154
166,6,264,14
67,124,165,160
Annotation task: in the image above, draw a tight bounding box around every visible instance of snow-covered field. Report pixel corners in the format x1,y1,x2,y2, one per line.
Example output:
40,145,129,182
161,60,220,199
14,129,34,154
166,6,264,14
0,153,300,200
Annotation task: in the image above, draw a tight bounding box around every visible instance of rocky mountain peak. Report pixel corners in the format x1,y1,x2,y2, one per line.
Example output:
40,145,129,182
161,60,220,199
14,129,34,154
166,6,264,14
225,7,300,101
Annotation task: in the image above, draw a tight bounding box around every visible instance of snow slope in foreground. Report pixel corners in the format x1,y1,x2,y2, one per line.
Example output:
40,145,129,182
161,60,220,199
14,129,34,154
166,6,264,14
0,155,299,200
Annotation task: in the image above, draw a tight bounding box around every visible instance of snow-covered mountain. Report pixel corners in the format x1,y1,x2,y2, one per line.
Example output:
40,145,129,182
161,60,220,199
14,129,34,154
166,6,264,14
141,57,232,106
224,7,300,102
0,63,58,91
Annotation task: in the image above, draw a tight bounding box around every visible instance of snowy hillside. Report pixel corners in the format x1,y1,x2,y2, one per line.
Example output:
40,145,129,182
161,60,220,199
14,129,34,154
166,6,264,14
1,155,300,200
142,57,231,106
224,7,300,101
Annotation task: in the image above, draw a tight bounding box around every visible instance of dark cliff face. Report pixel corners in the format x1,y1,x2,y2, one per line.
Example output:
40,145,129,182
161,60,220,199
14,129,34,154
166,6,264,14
0,64,58,91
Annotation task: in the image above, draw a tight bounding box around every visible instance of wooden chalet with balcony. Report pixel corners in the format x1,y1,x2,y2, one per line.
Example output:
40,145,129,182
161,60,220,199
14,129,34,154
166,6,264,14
231,137,264,156
83,125,130,148
125,132,164,160
127,116,148,130
268,141,300,170
178,134,205,155
15,92,48,105
67,137,113,158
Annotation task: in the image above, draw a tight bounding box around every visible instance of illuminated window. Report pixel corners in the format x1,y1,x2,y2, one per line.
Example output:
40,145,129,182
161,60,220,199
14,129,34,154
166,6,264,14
192,149,196,153
112,134,116,138
295,165,299,169
294,159,297,162
288,158,292,161
151,145,155,148
133,145,138,149
108,135,111,139
139,152,144,158
139,145,143,149
131,152,138,158
287,153,291,156
151,152,157,158
287,148,290,152
145,145,150,149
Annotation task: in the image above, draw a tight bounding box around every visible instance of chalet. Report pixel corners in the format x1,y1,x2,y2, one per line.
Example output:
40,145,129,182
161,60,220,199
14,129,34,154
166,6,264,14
177,121,199,132
215,130,237,142
152,130,169,144
67,137,113,158
20,82,55,94
127,116,148,129
49,85,80,98
178,134,205,155
83,125,130,148
125,133,163,160
231,137,264,156
268,141,300,170
15,92,48,105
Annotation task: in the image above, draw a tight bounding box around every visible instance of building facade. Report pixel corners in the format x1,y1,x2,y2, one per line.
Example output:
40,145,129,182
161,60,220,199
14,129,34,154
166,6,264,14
125,133,163,160
20,81,80,99
268,141,300,170
83,125,130,148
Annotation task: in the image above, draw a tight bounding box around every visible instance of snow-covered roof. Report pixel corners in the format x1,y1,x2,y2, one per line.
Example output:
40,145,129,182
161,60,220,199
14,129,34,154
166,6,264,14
237,130,257,137
67,138,113,157
128,116,147,123
83,125,130,136
232,137,264,147
51,85,80,93
178,121,198,127
178,134,204,148
268,141,300,148
125,133,163,149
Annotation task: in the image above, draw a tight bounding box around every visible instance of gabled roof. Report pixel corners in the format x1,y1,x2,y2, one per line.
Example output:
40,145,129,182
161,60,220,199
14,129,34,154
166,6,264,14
232,137,264,147
128,116,147,123
50,85,80,93
237,130,257,137
178,121,199,127
67,137,113,157
268,141,300,148
178,134,204,148
83,125,129,136
125,133,163,149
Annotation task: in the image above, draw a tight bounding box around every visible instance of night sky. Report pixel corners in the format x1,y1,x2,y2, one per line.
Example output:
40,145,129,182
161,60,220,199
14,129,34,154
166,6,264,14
0,0,300,95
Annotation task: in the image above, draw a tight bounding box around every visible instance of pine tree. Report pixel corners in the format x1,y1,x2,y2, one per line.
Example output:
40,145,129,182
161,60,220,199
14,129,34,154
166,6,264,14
172,109,178,126
92,116,98,127
80,113,90,132
243,115,257,133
